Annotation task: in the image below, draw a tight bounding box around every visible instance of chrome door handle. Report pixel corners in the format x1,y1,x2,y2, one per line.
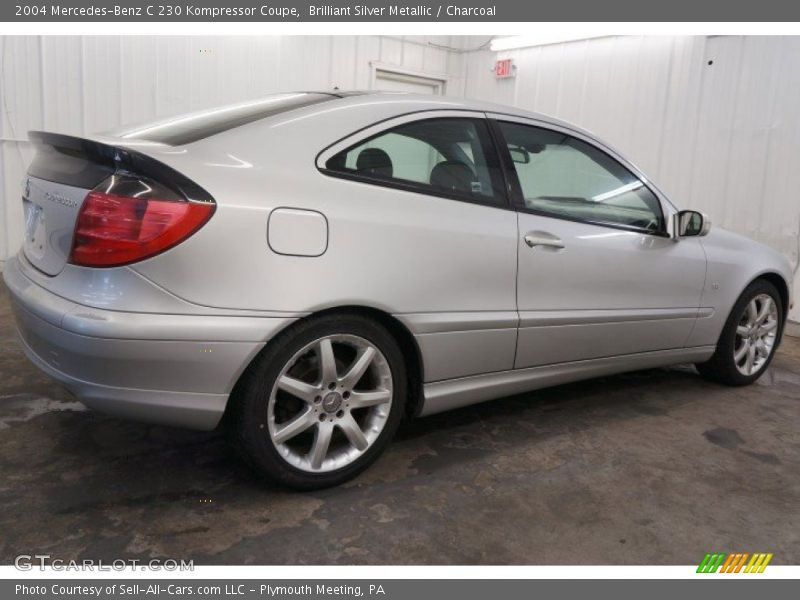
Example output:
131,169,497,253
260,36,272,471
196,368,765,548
524,233,564,249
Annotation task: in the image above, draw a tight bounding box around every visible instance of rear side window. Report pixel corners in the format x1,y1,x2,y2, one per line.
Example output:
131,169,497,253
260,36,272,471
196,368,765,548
114,93,335,146
498,121,665,233
324,118,505,205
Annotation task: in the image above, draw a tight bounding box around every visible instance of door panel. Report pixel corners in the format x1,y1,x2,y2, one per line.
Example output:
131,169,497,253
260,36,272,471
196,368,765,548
490,115,708,369
515,210,707,368
317,112,519,381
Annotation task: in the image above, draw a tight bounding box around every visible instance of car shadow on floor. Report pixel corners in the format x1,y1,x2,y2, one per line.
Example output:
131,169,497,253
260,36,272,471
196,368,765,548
15,363,710,499
1,347,795,565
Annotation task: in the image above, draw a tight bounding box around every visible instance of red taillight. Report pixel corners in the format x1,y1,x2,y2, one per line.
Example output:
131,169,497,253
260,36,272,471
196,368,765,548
69,188,214,267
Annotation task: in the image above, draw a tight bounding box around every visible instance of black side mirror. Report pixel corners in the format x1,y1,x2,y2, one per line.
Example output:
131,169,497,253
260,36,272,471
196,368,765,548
674,210,711,238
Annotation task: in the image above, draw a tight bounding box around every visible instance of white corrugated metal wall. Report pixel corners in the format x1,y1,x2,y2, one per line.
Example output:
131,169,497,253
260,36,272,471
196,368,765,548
463,35,800,322
0,35,470,263
1,35,798,322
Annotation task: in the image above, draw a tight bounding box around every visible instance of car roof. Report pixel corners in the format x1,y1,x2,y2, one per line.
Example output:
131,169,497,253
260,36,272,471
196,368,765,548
104,90,600,148
321,90,591,134
93,90,671,210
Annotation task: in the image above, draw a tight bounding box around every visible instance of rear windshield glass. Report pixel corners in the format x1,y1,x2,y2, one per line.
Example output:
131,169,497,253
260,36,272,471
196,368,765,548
113,93,336,145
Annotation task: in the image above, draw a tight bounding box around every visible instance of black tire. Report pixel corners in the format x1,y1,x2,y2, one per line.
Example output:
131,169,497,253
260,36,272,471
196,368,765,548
696,279,784,386
228,314,407,490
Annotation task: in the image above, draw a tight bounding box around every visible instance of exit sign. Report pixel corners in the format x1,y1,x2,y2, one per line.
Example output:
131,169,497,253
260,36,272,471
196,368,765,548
494,58,515,79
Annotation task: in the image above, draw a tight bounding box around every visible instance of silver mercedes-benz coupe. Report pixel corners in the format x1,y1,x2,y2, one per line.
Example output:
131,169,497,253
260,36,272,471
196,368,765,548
4,91,793,488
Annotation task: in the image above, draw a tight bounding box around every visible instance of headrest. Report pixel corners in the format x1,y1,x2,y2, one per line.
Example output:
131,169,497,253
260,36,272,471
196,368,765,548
356,148,393,178
429,160,475,193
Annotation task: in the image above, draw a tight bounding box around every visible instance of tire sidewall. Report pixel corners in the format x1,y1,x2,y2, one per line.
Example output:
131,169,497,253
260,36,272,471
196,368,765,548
233,315,407,490
715,280,784,385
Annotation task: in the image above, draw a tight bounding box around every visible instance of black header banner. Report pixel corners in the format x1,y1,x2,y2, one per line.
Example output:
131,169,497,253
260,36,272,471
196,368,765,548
3,0,800,22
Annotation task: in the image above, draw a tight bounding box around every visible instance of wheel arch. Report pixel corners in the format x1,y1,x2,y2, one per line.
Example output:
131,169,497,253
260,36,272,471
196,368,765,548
751,272,791,348
312,305,425,419
753,272,790,321
225,304,426,423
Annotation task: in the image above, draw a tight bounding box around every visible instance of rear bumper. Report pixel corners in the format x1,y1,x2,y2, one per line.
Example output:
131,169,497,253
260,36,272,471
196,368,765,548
3,255,296,430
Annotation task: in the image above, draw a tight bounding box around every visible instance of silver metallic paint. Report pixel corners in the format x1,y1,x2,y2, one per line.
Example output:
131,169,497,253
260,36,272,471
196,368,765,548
3,93,794,428
688,227,793,348
420,346,717,416
4,255,294,429
514,212,708,368
267,208,329,257
22,178,86,276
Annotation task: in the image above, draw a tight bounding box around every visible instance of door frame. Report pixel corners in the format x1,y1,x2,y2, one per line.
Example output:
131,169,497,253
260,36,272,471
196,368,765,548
314,109,512,209
485,112,679,234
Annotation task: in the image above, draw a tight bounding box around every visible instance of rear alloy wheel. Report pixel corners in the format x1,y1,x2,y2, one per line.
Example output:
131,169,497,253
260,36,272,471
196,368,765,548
269,334,393,473
230,316,406,489
696,280,784,386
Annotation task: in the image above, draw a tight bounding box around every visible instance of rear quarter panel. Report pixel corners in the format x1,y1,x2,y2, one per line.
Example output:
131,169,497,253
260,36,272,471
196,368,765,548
126,100,518,314
122,100,521,383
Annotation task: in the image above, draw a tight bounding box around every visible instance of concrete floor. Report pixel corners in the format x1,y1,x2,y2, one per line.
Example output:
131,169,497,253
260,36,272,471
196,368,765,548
1,279,799,566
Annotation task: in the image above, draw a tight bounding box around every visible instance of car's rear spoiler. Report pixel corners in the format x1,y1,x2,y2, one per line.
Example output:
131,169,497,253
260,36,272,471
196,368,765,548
27,131,213,202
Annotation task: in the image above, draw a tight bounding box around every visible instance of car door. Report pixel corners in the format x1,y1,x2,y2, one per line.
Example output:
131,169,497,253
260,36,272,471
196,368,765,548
488,115,707,369
316,111,519,382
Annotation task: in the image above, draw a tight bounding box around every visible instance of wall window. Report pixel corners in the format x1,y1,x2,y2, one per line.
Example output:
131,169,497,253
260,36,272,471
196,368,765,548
325,118,505,205
498,121,665,233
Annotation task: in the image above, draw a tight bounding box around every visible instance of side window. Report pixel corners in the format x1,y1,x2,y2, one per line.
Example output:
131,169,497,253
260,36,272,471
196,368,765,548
498,121,665,233
325,118,505,205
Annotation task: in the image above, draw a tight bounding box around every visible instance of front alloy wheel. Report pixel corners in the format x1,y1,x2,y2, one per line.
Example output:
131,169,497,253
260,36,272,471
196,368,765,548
697,279,783,386
732,293,779,376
